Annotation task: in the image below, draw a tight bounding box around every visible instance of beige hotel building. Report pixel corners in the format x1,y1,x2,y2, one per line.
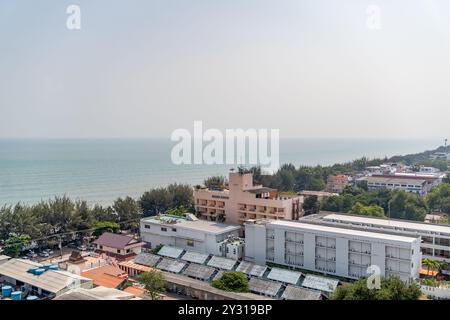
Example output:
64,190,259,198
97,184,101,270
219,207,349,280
194,171,303,225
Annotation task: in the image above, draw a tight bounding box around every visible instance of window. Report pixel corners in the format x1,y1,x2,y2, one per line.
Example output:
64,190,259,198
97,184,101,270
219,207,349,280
187,240,194,247
100,245,103,250
172,228,177,232
126,249,131,253
161,227,167,232
117,249,121,254
144,225,150,229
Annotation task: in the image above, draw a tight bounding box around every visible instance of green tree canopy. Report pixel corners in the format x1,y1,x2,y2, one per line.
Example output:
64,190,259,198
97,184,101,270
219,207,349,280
349,202,386,218
331,276,421,300
2,234,30,257
139,184,194,217
204,176,227,189
211,272,249,293
113,196,142,230
137,270,165,300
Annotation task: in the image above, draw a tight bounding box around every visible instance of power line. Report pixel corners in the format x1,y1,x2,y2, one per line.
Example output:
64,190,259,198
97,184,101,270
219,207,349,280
20,217,143,243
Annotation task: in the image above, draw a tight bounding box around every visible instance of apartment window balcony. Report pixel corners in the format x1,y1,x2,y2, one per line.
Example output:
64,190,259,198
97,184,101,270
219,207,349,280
385,255,410,261
316,266,336,273
316,243,326,248
349,273,364,278
349,248,371,255
349,261,371,267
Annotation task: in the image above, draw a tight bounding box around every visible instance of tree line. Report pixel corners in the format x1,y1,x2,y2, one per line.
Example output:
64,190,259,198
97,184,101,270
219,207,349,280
0,183,194,255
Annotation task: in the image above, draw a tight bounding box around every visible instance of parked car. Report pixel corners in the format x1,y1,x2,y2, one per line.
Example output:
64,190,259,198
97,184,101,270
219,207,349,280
77,245,87,251
27,252,38,258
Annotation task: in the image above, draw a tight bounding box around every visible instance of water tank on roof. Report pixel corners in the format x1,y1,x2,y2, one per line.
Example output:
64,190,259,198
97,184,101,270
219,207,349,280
28,267,40,274
2,286,12,298
43,264,52,270
49,265,59,270
11,291,22,300
26,295,38,300
34,268,46,275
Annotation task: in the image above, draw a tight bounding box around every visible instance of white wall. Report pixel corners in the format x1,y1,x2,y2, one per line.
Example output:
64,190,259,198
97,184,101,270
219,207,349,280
245,221,421,281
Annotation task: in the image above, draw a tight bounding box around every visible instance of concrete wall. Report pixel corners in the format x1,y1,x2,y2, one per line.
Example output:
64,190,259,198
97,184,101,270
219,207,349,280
245,221,421,281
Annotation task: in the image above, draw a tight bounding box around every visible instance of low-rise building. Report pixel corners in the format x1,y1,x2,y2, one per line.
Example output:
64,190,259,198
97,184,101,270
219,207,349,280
304,213,450,263
81,265,128,289
93,232,144,260
54,285,142,300
194,171,303,225
358,174,440,195
430,152,450,160
298,190,338,202
0,258,93,298
140,213,241,257
244,219,421,282
325,175,350,194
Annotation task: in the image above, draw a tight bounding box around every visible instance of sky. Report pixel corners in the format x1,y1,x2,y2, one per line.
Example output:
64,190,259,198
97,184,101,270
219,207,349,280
0,0,450,139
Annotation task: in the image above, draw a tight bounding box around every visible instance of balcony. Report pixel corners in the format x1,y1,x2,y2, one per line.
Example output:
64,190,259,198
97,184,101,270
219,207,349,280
349,248,371,255
385,254,410,261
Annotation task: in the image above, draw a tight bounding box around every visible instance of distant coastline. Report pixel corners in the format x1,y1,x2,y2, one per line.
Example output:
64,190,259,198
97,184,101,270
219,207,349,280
0,138,443,206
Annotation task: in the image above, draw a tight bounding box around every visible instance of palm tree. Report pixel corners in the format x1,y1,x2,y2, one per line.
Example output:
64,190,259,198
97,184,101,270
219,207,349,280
422,258,440,276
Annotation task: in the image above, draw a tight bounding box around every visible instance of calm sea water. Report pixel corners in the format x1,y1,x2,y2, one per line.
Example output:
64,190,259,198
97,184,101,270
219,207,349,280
0,138,441,206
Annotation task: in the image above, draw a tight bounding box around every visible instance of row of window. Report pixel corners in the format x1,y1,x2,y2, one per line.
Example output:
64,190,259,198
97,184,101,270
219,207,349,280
144,224,177,232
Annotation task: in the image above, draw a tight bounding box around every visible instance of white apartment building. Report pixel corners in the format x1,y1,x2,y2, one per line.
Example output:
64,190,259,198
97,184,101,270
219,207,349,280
194,171,303,225
245,219,421,282
139,213,241,257
310,213,450,263
358,174,440,195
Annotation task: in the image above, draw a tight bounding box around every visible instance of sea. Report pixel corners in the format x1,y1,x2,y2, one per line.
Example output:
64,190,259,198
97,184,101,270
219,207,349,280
0,138,442,207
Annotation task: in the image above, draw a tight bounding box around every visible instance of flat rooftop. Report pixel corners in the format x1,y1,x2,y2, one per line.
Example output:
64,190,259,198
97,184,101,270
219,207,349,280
323,213,450,235
268,220,419,243
141,215,240,234
360,176,428,185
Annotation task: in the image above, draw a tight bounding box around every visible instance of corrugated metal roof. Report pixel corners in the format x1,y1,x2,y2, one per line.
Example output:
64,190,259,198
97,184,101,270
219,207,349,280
0,259,92,294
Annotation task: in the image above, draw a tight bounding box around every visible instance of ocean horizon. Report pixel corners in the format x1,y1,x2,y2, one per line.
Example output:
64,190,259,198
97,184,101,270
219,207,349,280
0,137,443,207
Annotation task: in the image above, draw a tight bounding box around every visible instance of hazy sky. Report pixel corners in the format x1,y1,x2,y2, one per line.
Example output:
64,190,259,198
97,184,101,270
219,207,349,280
1,0,450,139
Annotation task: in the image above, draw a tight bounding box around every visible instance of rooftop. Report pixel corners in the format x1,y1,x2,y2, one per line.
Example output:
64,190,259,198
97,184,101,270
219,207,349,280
281,285,323,300
245,187,277,194
301,274,339,293
268,220,420,243
54,286,138,300
0,259,92,294
141,215,241,234
322,213,450,235
81,265,128,288
93,232,142,249
360,176,429,185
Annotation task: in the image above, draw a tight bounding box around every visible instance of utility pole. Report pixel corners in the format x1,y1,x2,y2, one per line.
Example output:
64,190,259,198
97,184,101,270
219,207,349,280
388,200,391,219
59,236,63,259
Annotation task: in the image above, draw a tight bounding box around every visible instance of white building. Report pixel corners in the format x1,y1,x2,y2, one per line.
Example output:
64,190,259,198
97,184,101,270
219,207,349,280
0,259,93,298
140,213,241,257
218,237,245,260
245,219,421,282
308,213,450,263
358,174,440,195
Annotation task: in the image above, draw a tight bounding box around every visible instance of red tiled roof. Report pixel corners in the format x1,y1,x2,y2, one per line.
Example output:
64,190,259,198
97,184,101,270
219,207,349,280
123,286,146,297
81,265,128,288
